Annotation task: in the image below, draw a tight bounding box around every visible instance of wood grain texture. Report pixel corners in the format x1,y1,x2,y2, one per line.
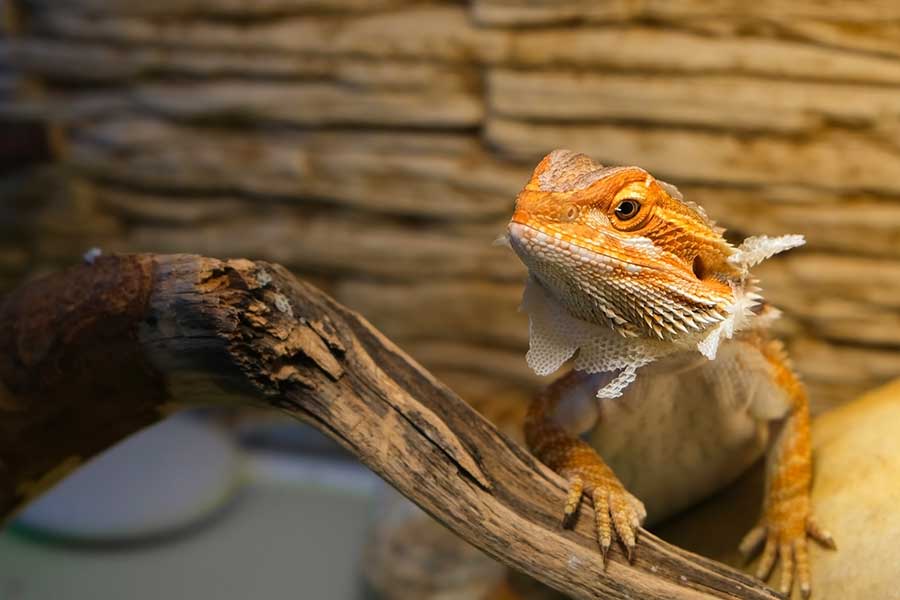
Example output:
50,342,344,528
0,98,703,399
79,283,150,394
0,254,780,600
0,255,164,515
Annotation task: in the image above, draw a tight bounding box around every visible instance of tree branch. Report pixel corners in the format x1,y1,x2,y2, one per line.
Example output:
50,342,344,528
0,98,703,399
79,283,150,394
0,254,778,600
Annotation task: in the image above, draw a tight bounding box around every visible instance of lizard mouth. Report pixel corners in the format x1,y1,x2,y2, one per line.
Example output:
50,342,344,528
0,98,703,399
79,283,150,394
506,221,729,339
506,221,653,275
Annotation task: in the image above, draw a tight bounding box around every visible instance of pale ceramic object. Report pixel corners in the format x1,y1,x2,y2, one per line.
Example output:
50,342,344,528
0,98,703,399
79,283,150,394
16,414,239,542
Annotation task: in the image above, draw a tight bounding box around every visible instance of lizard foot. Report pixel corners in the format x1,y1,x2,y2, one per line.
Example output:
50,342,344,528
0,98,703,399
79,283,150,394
739,501,835,598
560,469,647,563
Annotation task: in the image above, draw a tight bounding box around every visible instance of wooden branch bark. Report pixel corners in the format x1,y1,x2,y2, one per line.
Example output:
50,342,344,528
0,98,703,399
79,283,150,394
0,254,779,600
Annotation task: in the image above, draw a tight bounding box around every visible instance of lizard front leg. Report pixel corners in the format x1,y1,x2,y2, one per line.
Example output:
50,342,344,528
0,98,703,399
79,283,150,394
740,339,835,598
525,370,646,562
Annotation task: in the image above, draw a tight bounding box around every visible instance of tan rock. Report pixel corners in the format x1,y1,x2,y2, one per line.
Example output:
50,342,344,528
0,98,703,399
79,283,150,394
472,0,900,25
485,117,900,194
131,80,482,128
798,379,900,599
33,7,502,63
489,69,900,134
757,254,900,347
403,341,542,390
335,280,527,348
70,118,900,257
9,38,334,80
774,20,900,60
682,18,900,62
495,27,900,84
125,210,524,281
33,9,900,85
93,185,249,224
657,378,900,599
681,184,900,259
26,0,412,16
69,119,522,221
788,339,900,415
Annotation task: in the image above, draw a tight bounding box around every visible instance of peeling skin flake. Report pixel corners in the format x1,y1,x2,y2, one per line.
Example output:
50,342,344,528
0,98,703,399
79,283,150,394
520,232,803,398
522,277,665,398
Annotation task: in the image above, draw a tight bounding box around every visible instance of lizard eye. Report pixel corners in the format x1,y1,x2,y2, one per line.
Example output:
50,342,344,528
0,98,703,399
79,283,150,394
563,205,579,221
614,199,641,221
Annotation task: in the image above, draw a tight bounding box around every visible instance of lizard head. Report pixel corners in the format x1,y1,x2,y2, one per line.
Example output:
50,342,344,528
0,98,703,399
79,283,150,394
507,149,743,340
505,149,804,393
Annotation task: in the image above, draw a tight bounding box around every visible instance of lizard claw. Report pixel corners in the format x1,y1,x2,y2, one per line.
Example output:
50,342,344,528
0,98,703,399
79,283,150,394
560,471,646,565
561,475,584,528
805,515,836,550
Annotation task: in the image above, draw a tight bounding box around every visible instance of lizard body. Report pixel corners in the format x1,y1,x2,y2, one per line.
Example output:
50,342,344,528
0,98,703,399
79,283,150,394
552,340,776,523
506,150,834,597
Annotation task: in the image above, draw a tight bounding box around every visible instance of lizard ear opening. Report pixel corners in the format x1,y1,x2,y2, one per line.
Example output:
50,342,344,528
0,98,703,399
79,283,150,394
692,255,706,280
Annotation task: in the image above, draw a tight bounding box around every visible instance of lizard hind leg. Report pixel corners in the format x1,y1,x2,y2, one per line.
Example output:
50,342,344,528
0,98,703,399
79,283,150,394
739,338,836,598
525,370,647,563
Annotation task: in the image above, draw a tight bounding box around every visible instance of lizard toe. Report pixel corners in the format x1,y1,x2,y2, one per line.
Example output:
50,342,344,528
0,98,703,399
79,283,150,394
590,478,644,563
741,506,835,598
561,475,585,527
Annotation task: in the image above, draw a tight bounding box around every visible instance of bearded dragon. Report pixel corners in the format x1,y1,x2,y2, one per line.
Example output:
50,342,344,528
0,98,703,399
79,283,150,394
504,150,835,598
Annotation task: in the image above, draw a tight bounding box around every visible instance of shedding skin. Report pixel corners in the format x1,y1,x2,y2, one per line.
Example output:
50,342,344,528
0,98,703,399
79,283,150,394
509,150,834,596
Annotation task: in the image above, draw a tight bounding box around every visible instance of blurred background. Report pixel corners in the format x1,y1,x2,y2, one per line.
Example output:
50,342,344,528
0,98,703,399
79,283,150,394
1,0,900,598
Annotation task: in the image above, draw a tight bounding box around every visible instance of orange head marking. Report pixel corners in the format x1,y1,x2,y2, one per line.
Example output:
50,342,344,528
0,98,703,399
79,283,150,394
508,149,739,340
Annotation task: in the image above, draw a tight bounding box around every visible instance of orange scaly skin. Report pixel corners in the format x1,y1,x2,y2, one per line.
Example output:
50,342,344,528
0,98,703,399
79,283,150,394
739,336,836,597
507,150,834,598
525,370,646,561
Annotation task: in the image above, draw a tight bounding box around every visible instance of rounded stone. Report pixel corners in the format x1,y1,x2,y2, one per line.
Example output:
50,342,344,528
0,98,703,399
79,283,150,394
656,377,900,599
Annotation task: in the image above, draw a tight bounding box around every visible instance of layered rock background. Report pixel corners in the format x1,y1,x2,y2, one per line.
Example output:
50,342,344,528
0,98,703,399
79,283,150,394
3,0,900,419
